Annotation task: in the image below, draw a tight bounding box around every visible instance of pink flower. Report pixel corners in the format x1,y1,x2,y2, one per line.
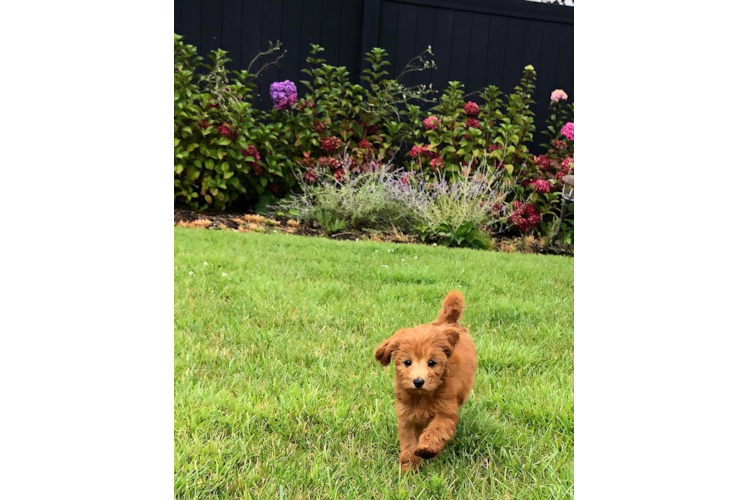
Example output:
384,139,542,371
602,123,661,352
429,157,443,170
321,136,341,152
551,89,568,103
423,116,441,130
463,102,480,117
358,139,372,150
333,168,346,182
530,179,551,193
465,118,481,129
561,122,574,141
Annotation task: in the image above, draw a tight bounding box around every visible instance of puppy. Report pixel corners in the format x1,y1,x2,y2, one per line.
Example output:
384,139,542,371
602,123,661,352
374,290,477,471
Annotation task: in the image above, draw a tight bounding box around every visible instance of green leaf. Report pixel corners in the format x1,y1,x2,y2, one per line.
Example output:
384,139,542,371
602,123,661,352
174,138,180,147
505,164,514,175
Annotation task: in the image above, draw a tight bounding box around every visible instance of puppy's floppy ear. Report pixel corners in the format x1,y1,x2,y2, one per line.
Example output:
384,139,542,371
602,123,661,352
374,334,401,366
432,290,465,325
437,327,462,357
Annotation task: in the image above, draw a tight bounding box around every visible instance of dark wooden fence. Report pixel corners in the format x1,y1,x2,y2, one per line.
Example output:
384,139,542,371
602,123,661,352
175,0,573,150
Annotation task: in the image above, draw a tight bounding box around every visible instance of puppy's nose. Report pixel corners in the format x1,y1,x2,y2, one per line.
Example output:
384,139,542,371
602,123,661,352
413,378,425,388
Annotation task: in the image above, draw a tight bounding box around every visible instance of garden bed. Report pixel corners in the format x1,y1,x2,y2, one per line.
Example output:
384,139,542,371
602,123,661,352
174,208,573,257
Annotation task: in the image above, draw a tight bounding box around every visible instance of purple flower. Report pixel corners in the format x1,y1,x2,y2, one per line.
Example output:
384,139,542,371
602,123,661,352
270,80,298,110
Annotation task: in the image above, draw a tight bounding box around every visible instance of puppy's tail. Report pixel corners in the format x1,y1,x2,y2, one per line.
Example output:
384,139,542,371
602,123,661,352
433,290,464,325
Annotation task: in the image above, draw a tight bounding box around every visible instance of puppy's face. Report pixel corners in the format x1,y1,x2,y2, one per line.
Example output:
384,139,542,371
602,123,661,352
375,325,461,394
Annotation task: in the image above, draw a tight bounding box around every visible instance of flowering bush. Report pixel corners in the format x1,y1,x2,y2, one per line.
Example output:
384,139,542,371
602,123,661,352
174,34,574,245
174,35,292,210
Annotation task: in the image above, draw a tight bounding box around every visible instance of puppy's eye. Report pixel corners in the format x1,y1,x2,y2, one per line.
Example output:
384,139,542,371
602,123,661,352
428,360,436,367
404,360,412,367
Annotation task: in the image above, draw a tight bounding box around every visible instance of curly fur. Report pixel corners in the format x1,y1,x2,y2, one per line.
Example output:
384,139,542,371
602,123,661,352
374,290,477,471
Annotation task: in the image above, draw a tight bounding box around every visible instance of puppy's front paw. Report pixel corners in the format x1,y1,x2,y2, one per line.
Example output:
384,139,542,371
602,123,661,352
399,451,421,472
414,443,440,459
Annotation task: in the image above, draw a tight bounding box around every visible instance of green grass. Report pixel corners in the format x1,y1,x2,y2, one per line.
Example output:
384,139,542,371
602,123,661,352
174,228,574,499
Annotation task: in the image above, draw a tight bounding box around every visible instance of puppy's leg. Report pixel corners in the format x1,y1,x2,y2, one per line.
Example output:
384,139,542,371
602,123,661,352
414,413,458,459
397,421,422,472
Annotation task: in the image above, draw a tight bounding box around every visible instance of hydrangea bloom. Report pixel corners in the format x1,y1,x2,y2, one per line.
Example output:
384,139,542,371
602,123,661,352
509,201,541,233
269,80,298,110
241,145,261,161
465,118,481,129
561,122,574,141
423,116,441,130
533,154,552,171
429,157,443,169
321,136,341,152
550,89,568,102
463,102,480,116
530,179,551,193
218,123,237,140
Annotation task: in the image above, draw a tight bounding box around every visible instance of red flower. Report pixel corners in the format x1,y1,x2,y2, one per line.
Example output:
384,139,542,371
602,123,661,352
241,145,261,161
509,201,541,233
424,146,439,159
553,139,567,150
218,123,237,140
197,119,209,129
358,139,372,150
321,136,341,152
410,145,424,158
530,179,551,193
488,144,502,152
252,164,262,176
269,183,279,194
400,174,411,185
423,116,441,130
429,157,443,170
463,101,480,117
367,125,378,134
304,170,318,183
466,118,480,129
314,122,326,133
318,157,341,170
533,155,552,171
333,168,346,182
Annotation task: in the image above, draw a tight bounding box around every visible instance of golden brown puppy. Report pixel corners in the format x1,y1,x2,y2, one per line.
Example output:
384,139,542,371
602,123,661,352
374,290,477,471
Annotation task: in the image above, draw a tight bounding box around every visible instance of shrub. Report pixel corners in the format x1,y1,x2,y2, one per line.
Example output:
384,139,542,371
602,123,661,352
174,35,288,211
278,156,509,249
277,158,417,234
175,35,574,246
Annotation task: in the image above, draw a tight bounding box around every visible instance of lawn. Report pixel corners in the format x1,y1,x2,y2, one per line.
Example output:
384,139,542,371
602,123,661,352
174,228,574,499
